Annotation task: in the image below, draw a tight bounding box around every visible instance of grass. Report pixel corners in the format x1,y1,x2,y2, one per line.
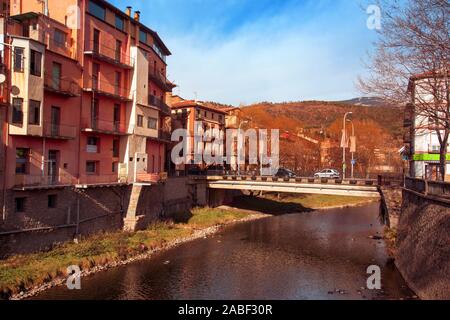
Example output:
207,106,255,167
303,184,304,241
264,193,379,209
0,207,251,298
0,194,378,298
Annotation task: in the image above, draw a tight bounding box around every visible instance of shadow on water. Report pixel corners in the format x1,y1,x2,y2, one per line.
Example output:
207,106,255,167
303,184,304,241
227,195,314,215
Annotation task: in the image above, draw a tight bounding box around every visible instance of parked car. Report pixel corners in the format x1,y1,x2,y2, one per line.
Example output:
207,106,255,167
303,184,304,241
275,168,297,179
314,169,340,179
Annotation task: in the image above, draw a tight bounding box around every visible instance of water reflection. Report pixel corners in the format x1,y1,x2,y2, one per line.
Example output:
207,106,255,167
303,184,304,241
33,203,414,300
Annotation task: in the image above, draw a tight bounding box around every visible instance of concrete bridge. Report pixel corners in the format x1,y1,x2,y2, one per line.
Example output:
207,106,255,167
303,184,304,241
197,175,381,198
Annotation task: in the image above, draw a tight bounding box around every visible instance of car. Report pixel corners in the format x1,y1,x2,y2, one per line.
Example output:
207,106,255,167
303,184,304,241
275,168,297,179
314,169,340,179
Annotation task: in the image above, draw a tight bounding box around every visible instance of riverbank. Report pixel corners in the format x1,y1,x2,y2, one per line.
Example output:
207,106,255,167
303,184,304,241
0,194,378,300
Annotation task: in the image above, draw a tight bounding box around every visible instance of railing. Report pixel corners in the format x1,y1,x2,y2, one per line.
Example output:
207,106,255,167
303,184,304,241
149,95,171,115
81,117,126,134
78,174,123,185
377,174,405,186
14,174,76,188
405,176,450,198
44,75,80,96
148,70,174,91
83,78,130,101
428,145,441,154
43,121,78,139
84,40,134,67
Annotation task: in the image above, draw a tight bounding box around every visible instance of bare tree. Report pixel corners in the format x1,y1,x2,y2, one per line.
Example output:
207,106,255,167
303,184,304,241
359,0,449,180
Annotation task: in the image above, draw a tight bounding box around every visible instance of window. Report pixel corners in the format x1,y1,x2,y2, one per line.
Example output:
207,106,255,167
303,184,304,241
88,0,105,20
28,100,40,125
114,71,121,95
115,15,124,31
15,198,26,213
137,115,144,127
86,161,97,174
48,195,57,208
51,62,62,90
54,29,66,47
112,162,118,173
14,47,24,72
219,115,223,122
30,50,42,76
139,30,147,43
15,148,29,174
12,98,23,124
87,137,99,153
147,117,157,129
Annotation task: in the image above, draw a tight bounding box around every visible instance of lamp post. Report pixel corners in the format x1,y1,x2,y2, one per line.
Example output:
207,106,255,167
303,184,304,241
347,119,355,179
342,112,353,180
237,120,249,176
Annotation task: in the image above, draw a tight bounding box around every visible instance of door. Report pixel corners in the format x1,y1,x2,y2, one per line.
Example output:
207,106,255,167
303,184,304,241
91,99,99,129
115,40,122,62
92,63,100,90
93,29,100,53
52,62,62,90
113,104,120,132
114,72,121,96
51,106,60,136
48,150,59,184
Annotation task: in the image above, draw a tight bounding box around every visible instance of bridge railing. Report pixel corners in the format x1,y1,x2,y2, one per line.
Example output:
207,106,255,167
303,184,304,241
405,176,450,198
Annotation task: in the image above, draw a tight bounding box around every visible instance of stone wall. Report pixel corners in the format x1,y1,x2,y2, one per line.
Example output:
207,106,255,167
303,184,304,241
0,177,233,257
396,189,450,300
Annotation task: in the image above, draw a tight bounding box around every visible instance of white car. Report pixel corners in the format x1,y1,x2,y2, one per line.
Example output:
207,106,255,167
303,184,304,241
314,169,340,179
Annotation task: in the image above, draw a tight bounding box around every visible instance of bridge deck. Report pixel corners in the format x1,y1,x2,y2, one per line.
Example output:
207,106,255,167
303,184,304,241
204,177,380,198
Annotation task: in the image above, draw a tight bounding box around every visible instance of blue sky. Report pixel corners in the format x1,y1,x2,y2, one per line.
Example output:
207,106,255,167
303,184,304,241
109,0,377,105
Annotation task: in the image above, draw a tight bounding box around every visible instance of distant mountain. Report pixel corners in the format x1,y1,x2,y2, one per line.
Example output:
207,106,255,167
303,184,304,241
336,97,393,107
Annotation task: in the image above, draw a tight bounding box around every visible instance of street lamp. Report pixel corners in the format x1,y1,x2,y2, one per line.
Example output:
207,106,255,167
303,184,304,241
237,120,249,176
347,119,356,179
342,112,353,180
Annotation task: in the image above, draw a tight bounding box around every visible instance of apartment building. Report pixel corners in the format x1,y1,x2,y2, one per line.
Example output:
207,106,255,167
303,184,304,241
405,72,450,181
1,0,174,219
167,94,226,171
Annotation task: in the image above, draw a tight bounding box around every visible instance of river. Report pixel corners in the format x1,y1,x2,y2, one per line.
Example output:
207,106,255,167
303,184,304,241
33,202,415,300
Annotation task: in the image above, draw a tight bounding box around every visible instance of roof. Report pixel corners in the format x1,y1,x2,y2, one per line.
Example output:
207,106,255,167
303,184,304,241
408,70,450,92
100,0,171,56
171,100,227,114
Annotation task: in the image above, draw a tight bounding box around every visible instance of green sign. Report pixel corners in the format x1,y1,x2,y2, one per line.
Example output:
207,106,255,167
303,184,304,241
412,154,450,161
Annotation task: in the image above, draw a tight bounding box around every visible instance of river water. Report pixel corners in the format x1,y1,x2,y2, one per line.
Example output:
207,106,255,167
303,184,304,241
33,203,415,300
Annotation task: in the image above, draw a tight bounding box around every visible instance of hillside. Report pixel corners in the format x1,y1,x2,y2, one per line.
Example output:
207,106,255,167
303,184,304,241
240,101,404,139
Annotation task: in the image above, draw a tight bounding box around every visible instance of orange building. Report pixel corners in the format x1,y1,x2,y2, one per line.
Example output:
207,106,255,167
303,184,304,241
168,94,226,172
1,0,174,217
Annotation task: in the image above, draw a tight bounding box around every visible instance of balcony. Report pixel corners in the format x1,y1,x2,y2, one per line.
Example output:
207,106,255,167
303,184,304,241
43,121,78,140
83,78,131,102
149,95,171,116
14,174,75,190
44,76,80,97
84,40,134,69
148,70,176,92
81,118,128,136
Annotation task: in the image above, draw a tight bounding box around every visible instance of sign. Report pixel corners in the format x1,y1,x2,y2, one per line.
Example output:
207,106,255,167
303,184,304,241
351,159,356,165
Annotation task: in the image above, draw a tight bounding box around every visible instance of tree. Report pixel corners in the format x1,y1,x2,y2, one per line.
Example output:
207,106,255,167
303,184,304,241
358,0,449,180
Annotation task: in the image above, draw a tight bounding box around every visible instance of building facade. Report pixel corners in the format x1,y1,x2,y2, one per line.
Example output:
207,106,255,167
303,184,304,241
1,0,174,220
405,73,450,181
167,94,226,172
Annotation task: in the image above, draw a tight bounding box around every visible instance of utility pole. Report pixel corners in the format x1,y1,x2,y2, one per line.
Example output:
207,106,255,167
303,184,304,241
348,119,356,179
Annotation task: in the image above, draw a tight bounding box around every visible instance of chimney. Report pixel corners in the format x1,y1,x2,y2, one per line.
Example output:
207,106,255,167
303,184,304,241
125,6,132,17
134,11,140,22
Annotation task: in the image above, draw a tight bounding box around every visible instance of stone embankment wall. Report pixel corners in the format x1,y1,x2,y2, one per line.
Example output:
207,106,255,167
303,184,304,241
396,189,450,300
0,177,236,258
